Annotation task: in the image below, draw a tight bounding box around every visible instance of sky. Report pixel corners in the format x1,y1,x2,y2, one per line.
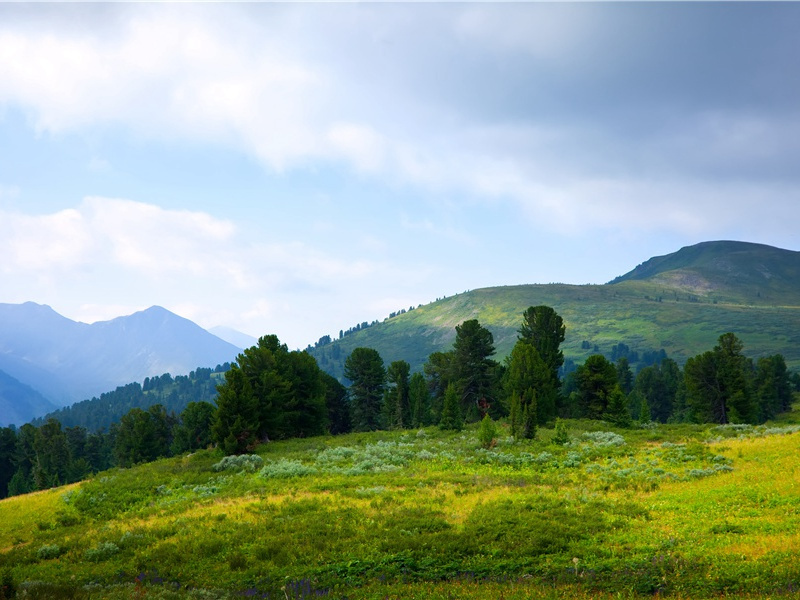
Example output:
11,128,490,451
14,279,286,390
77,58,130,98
1,2,799,350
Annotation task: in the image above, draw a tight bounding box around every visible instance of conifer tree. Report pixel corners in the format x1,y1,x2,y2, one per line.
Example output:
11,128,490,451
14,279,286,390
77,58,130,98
439,383,463,431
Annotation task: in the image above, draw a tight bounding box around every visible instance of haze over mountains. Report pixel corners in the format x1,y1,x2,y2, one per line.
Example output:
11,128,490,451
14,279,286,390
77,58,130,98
0,304,242,426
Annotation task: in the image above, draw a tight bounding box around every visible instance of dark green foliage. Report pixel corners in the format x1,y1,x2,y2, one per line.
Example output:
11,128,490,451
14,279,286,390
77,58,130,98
321,372,351,435
754,354,793,421
439,382,463,431
32,418,70,489
506,340,553,425
521,388,537,439
113,405,171,467
452,319,499,421
575,355,618,419
509,391,522,439
0,569,15,600
383,360,411,429
35,368,222,433
408,372,431,427
344,347,386,432
213,366,259,454
604,386,632,428
616,357,633,394
518,305,565,377
0,427,16,497
171,401,217,454
685,333,754,424
216,336,329,446
634,358,681,423
423,351,453,422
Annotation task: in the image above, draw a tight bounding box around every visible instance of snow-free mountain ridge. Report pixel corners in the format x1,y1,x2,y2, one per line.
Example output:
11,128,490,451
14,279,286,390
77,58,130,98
0,303,240,424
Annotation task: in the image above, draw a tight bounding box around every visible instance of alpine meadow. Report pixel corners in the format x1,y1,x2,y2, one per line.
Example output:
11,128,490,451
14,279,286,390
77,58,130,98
3,2,800,599
2,241,800,599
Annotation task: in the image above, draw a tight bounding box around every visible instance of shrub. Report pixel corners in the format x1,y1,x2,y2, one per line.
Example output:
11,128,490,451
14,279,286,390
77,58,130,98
478,414,498,449
581,431,626,447
212,454,264,472
84,541,120,562
552,419,570,445
36,544,62,560
259,459,317,479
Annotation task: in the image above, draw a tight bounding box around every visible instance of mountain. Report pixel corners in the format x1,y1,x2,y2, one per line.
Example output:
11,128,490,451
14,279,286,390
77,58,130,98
610,240,800,303
208,326,258,350
0,368,57,427
0,303,240,422
309,241,800,379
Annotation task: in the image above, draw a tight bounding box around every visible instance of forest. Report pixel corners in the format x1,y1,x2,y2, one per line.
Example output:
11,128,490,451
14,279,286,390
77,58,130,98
0,305,795,501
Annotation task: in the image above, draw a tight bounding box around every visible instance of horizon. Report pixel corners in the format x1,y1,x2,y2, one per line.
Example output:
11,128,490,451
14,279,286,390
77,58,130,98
2,3,799,348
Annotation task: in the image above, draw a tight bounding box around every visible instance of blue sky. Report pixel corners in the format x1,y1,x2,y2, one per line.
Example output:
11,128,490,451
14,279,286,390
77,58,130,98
1,2,799,349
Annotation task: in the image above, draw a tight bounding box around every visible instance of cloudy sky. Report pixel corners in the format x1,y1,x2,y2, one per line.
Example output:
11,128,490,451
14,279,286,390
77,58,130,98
1,2,799,349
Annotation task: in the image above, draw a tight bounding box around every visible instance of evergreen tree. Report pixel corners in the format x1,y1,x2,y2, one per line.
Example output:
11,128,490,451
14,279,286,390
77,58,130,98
522,387,537,439
321,372,351,435
439,383,463,431
575,355,618,419
513,306,565,422
754,354,793,422
384,360,411,429
0,427,16,499
604,386,632,428
685,333,754,424
344,347,386,431
409,372,431,427
213,366,259,454
32,419,70,489
452,319,499,421
171,401,217,454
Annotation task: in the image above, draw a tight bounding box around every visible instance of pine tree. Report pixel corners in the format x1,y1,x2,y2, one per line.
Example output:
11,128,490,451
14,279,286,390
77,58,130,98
439,383,463,432
604,386,632,428
478,414,498,449
522,388,537,439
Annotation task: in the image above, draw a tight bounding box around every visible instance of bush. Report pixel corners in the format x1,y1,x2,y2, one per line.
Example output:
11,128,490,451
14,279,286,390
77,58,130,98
552,419,570,445
478,414,499,449
212,454,264,472
36,544,62,560
259,459,317,479
84,541,120,562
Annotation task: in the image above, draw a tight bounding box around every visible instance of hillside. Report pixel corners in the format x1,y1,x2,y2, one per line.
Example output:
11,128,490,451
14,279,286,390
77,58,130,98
0,369,56,427
310,241,800,379
0,303,240,423
1,417,799,598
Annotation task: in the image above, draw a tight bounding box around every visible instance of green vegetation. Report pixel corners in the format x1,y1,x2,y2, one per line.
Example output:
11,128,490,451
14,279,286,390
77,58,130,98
2,414,800,598
310,242,800,378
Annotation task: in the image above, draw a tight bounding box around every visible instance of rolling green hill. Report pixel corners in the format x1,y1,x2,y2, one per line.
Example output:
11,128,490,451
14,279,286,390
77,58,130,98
310,241,800,378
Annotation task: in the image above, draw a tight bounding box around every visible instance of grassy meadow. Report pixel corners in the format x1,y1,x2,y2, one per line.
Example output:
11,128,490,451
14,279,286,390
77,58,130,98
2,408,800,599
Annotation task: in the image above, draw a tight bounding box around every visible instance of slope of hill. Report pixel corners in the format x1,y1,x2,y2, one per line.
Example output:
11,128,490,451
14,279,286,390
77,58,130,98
0,303,240,421
310,241,800,379
1,419,799,598
0,369,57,427
610,240,800,304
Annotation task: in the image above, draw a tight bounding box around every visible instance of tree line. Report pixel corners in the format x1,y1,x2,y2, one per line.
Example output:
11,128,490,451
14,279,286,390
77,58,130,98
2,305,796,499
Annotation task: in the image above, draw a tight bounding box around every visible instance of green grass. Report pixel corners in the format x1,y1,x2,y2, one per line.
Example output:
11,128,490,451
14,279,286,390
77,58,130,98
3,405,800,598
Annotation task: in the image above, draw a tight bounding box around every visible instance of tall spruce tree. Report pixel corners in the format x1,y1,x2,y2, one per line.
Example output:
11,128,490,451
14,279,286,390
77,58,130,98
344,347,386,432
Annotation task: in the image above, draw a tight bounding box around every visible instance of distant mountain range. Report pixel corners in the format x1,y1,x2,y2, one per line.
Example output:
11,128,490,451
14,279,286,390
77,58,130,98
0,304,242,426
309,240,800,380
